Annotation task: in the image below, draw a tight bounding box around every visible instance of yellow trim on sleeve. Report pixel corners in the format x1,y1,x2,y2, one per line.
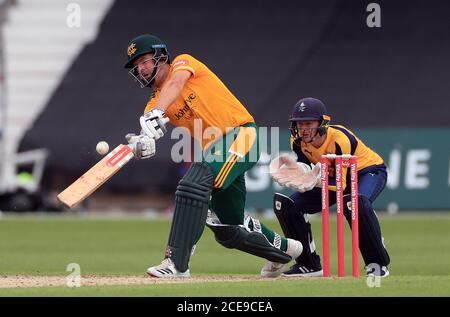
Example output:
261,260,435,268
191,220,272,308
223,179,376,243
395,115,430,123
173,66,195,76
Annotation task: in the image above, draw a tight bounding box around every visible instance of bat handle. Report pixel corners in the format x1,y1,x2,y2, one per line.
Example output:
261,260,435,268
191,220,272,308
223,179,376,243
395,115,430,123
161,117,170,125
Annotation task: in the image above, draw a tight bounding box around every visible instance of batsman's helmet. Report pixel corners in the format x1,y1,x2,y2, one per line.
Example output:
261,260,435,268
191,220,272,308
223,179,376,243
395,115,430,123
124,34,171,88
124,34,170,68
289,97,331,141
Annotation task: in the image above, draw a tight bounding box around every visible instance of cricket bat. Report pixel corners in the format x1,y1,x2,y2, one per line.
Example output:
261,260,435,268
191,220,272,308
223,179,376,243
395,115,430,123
57,144,134,209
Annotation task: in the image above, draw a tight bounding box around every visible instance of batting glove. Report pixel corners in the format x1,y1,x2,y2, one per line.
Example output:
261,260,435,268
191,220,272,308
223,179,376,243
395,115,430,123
139,109,168,140
125,133,156,160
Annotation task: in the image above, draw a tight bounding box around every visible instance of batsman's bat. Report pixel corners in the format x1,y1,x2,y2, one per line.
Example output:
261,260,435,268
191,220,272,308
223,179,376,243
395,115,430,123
57,144,134,208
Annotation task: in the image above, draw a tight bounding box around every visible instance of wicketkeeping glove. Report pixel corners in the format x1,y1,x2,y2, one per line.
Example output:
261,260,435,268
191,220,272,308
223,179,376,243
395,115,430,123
269,154,310,187
269,155,321,192
285,162,321,192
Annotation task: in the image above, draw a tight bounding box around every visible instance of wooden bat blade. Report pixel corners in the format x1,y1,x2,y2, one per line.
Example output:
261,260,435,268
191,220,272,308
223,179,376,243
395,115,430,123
57,144,134,209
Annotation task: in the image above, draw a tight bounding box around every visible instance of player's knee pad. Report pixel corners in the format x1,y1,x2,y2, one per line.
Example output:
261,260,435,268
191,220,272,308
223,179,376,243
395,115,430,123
167,162,214,272
273,193,308,239
274,193,296,217
176,162,214,203
206,222,292,264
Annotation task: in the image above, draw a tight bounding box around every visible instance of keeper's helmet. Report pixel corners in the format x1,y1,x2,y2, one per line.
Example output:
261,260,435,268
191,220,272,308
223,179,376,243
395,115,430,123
289,97,331,142
124,34,171,88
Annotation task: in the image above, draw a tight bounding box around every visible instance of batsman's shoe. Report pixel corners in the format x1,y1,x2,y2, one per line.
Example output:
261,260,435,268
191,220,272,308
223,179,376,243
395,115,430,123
146,258,191,278
260,262,285,278
260,239,303,278
282,264,323,277
366,263,389,278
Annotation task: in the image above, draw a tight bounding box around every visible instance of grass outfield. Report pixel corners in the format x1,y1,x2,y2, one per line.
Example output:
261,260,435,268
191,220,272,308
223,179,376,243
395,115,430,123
0,213,449,296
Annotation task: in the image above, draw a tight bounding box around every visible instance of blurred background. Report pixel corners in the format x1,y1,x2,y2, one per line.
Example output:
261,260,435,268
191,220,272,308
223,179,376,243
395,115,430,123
0,0,449,214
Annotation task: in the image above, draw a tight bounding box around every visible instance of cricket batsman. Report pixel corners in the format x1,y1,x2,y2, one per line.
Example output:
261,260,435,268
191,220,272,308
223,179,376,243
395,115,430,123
123,34,302,278
263,97,390,278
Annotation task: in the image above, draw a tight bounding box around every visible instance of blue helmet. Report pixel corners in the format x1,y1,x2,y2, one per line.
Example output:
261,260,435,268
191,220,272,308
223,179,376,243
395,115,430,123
289,97,331,141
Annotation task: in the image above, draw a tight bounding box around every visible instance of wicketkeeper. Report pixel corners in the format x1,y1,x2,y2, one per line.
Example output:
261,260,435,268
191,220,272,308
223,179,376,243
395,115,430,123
123,34,302,278
264,97,390,278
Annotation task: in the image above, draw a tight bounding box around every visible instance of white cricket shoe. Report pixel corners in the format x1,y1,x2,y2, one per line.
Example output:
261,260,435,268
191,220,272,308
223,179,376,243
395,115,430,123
146,258,191,278
260,262,285,278
260,239,303,278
